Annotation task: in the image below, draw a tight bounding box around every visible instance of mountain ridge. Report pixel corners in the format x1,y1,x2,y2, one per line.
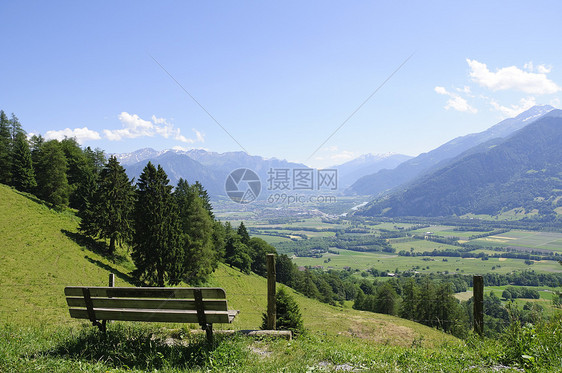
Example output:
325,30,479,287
346,105,555,196
359,110,562,217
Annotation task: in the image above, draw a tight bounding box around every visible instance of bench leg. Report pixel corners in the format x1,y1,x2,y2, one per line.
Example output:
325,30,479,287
203,324,213,344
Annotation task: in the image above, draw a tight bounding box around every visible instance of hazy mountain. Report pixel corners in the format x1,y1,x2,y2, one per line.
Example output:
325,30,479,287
333,153,413,189
347,105,555,196
359,110,562,217
116,148,310,199
120,151,224,195
114,148,164,165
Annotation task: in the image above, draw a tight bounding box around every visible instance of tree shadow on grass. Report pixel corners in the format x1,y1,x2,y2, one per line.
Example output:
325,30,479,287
62,229,128,265
84,255,140,286
40,324,247,371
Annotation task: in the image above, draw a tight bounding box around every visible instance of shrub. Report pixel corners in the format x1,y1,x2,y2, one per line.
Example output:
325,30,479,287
262,287,305,336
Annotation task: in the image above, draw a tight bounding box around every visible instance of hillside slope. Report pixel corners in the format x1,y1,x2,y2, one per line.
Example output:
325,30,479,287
361,111,562,217
0,184,456,346
347,105,554,196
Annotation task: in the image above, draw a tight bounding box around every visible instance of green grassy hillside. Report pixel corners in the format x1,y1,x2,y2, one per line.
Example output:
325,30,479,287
0,184,456,347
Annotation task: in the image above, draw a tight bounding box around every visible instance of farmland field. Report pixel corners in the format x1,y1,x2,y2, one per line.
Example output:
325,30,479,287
470,230,562,252
292,248,562,275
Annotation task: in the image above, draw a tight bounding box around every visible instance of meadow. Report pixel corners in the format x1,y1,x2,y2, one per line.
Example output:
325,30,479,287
3,185,562,371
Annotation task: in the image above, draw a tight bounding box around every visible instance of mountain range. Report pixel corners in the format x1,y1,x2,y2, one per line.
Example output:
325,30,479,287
332,153,412,189
114,148,412,199
346,105,555,196
113,105,560,218
359,109,562,217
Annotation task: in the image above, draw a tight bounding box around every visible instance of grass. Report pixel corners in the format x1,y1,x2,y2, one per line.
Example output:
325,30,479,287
0,184,136,326
0,322,550,372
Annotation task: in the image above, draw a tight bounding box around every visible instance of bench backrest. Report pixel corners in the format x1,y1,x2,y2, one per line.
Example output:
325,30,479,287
65,286,234,324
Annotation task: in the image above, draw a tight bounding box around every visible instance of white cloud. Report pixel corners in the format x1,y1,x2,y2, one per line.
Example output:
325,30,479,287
489,97,537,117
330,150,356,163
434,86,477,113
44,127,101,143
456,86,472,94
467,59,560,94
193,129,205,143
103,112,203,144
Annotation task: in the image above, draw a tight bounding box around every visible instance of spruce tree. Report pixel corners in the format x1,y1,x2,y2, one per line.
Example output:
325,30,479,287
174,178,217,283
237,222,251,245
59,137,91,209
0,110,11,184
80,156,135,255
131,162,183,286
192,180,214,219
11,132,36,192
34,140,70,209
262,287,304,335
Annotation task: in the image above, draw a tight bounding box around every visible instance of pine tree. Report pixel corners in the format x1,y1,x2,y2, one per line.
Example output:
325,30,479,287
192,180,214,219
261,287,304,336
0,110,11,184
80,156,135,255
11,132,36,192
131,162,183,286
373,282,398,315
248,237,276,277
8,113,24,141
224,235,251,274
174,178,217,284
237,222,250,245
34,140,70,209
59,137,92,209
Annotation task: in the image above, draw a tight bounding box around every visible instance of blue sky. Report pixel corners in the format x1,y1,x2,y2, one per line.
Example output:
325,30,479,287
1,1,561,168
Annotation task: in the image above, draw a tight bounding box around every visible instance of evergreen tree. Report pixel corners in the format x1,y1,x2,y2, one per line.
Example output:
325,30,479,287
373,282,398,315
192,180,214,219
237,222,250,244
34,140,70,208
59,137,92,209
11,132,36,192
0,110,11,184
83,146,106,175
212,220,227,262
399,278,419,320
224,234,251,274
248,237,277,277
276,254,298,287
131,162,183,286
8,113,24,141
174,178,217,283
262,287,304,336
80,156,135,255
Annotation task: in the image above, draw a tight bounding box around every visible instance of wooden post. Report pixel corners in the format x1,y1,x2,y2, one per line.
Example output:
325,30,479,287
473,275,484,336
102,273,115,331
267,254,276,330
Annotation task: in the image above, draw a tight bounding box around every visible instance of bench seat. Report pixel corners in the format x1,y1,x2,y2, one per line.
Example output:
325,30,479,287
64,286,239,342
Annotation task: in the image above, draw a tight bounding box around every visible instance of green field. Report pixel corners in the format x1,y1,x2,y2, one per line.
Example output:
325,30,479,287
470,230,562,252
293,248,562,275
390,238,461,253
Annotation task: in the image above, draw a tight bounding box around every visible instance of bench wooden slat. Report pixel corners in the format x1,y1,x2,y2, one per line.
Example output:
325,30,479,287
68,308,233,324
64,287,226,299
66,297,228,311
64,286,238,342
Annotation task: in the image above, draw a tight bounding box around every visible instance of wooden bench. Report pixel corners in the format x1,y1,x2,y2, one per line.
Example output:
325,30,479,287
64,286,239,342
